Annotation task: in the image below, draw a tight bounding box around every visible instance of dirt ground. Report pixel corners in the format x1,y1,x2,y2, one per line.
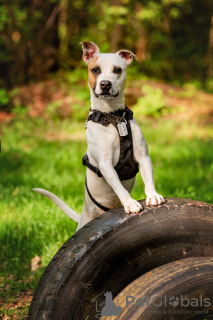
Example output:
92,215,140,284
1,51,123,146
0,290,32,319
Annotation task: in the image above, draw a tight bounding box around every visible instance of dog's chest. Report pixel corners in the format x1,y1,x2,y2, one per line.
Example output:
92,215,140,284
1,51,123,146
86,122,120,166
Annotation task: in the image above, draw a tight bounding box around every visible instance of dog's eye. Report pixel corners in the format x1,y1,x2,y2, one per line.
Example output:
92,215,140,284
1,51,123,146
91,67,101,74
114,67,122,74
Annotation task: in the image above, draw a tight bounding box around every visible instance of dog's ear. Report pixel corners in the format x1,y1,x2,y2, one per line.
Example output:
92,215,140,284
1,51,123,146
116,49,137,65
80,41,100,64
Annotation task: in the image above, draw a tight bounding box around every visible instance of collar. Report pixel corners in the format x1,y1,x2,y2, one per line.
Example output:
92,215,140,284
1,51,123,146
86,106,133,127
89,106,133,121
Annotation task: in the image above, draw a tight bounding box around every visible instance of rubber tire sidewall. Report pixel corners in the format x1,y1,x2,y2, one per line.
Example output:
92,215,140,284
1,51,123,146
29,198,213,320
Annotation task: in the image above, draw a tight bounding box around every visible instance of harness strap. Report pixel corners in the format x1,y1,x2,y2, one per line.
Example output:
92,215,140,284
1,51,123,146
87,106,133,126
83,106,139,181
85,178,110,212
82,153,103,177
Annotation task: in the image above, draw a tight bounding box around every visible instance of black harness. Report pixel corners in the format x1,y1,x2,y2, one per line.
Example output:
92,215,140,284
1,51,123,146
82,106,139,211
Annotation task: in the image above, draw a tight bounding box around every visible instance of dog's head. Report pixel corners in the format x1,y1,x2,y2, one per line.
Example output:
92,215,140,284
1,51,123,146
80,41,137,100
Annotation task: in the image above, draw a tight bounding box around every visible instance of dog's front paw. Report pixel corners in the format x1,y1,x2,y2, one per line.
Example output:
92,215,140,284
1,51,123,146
123,198,143,214
146,193,165,206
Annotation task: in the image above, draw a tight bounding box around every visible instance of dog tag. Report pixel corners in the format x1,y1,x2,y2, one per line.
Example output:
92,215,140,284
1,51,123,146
117,122,128,136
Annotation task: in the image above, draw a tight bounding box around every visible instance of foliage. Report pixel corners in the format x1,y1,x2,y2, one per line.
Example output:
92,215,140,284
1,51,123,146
0,0,213,88
0,89,10,110
133,84,166,117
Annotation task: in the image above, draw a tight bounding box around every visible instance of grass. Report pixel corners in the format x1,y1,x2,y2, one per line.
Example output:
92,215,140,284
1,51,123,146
0,79,212,317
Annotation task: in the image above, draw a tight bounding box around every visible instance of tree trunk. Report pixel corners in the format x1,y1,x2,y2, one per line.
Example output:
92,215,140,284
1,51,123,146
135,3,146,62
206,14,213,77
58,0,69,62
110,0,123,52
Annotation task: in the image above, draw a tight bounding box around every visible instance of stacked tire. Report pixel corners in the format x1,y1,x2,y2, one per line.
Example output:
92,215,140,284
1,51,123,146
28,198,213,320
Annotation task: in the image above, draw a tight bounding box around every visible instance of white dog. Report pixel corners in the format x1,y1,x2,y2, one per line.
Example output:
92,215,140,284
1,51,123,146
34,41,164,230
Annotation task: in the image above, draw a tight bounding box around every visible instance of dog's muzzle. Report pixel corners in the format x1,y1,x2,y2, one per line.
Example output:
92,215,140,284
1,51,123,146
93,81,119,98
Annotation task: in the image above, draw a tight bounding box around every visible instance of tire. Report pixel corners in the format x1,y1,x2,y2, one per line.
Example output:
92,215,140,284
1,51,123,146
101,257,213,320
28,198,213,320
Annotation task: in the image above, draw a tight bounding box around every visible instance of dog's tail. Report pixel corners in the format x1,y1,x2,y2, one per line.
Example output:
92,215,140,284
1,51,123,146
33,188,80,223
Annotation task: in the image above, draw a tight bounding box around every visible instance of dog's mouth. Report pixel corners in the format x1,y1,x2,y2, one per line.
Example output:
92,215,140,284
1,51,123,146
93,88,119,98
100,92,111,96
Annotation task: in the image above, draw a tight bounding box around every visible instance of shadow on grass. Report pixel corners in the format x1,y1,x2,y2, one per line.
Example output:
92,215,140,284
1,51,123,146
0,148,38,188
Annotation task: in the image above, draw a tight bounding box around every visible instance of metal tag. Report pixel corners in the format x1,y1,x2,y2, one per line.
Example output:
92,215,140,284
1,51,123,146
117,122,128,136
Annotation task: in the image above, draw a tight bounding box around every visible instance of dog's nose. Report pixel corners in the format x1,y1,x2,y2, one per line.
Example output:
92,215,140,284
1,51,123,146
100,80,111,91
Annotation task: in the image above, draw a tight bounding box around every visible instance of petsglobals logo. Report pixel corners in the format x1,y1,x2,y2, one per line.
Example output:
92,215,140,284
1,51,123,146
126,295,211,308
93,291,123,318
93,291,211,318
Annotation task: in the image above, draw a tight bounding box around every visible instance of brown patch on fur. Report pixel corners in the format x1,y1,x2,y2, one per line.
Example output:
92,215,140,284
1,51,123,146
88,56,99,89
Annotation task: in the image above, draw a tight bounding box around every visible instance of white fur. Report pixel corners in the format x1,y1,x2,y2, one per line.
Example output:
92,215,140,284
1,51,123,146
33,188,79,223
34,43,164,230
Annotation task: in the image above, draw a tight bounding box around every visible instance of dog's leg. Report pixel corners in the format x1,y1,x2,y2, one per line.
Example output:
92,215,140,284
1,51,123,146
76,204,91,230
98,160,142,213
138,156,165,206
86,122,142,214
131,119,165,206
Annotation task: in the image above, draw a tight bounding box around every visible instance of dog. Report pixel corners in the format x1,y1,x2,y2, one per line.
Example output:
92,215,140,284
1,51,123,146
34,41,164,231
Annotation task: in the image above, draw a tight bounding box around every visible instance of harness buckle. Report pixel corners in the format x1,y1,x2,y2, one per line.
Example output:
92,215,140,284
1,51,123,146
82,153,103,178
82,153,87,166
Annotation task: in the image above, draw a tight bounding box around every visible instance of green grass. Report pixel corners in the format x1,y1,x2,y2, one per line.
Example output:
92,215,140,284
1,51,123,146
0,104,212,316
1,118,84,275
